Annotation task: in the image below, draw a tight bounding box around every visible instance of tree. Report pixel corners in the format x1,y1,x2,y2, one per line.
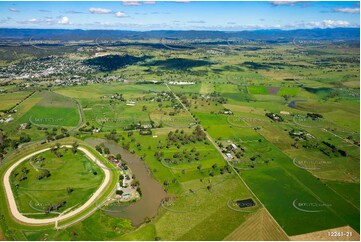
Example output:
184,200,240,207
95,145,103,154
116,153,122,160
22,167,29,174
136,187,142,196
71,142,78,153
104,147,110,154
67,187,74,195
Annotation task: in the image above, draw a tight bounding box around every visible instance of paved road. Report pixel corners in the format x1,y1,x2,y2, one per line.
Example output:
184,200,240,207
3,146,111,226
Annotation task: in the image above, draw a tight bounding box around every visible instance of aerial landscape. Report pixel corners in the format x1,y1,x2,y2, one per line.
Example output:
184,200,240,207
0,0,359,241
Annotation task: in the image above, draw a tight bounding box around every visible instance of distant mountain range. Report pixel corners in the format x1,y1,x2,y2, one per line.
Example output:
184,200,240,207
0,28,359,41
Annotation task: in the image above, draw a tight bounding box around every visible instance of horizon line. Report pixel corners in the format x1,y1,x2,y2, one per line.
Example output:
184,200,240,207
0,26,360,32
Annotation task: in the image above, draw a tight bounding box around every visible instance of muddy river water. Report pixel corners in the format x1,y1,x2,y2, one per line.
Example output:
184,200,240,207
85,138,168,226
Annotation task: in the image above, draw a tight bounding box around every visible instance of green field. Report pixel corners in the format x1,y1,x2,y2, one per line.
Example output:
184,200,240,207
277,87,299,96
248,86,268,95
17,91,81,127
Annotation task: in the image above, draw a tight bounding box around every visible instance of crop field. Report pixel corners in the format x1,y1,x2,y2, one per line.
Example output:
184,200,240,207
248,85,269,95
277,87,299,96
0,91,33,111
224,208,289,241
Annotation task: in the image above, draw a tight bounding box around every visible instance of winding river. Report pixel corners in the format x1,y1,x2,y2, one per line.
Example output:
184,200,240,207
85,138,169,226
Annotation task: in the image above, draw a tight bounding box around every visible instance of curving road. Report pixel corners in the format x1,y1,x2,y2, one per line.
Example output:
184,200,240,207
2,145,112,226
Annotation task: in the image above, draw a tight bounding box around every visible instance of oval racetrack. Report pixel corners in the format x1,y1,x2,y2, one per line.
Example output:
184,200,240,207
2,145,111,226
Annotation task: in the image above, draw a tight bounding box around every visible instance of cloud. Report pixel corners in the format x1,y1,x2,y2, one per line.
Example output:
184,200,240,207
16,16,72,25
58,16,70,25
8,8,19,12
334,8,360,14
144,1,156,4
64,10,84,14
307,19,356,28
283,19,359,29
122,1,140,6
17,18,41,24
0,17,12,24
187,20,206,24
227,22,236,25
39,9,51,12
270,1,301,7
115,11,128,17
89,8,113,14
28,18,39,23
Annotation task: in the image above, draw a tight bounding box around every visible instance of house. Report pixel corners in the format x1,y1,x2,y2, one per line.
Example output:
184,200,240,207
108,156,119,164
292,131,304,136
126,100,136,106
231,143,238,150
5,117,14,123
93,128,101,133
116,182,122,191
226,153,233,159
20,123,28,130
168,81,195,85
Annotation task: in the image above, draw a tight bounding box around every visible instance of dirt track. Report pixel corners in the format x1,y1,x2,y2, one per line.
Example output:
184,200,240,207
2,145,111,226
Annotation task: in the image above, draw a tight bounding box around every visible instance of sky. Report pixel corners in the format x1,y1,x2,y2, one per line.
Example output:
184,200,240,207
0,1,360,31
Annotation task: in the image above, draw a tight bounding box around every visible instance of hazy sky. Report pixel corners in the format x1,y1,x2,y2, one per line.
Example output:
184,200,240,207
0,1,360,31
